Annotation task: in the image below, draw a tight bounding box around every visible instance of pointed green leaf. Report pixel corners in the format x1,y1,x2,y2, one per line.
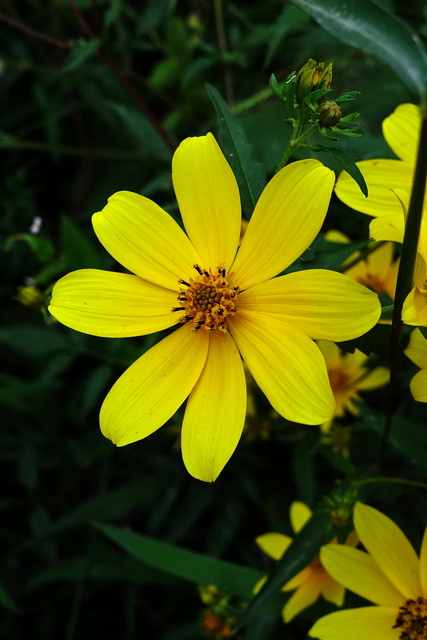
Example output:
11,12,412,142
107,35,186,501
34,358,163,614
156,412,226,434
96,522,263,599
288,0,427,100
315,145,368,197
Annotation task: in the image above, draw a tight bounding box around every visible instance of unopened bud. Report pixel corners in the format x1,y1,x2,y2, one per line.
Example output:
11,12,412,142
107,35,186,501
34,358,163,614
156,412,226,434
317,99,342,128
295,59,333,106
15,285,47,310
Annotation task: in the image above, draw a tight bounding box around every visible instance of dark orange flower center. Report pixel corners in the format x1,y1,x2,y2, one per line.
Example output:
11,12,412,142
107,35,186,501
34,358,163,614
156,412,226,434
173,265,239,333
356,272,384,294
328,367,350,393
393,596,427,639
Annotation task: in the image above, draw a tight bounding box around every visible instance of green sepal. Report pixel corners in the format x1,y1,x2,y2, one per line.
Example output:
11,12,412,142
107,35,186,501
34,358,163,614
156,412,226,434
335,91,361,103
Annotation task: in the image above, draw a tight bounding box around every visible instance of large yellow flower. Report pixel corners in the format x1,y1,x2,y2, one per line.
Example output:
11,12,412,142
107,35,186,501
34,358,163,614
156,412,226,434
49,133,380,482
404,328,427,402
309,502,427,640
255,502,357,622
335,103,427,326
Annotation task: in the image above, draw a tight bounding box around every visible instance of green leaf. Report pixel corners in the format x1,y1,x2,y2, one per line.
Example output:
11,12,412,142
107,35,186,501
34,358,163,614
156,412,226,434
205,83,266,218
96,522,264,600
288,0,427,101
62,39,102,74
0,581,19,613
61,216,103,271
314,146,368,197
233,510,333,632
264,5,308,67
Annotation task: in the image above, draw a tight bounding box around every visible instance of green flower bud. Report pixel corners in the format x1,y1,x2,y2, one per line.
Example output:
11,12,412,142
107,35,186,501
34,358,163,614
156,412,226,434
295,59,333,106
317,99,342,128
15,285,47,310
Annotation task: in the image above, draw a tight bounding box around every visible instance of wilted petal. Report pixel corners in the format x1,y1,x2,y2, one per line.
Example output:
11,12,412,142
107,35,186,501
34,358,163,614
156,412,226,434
100,324,209,446
49,269,177,337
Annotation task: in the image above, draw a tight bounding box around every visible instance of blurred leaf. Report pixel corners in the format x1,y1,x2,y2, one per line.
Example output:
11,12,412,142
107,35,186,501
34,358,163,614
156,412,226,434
205,83,266,219
61,216,103,271
289,0,427,100
359,404,427,468
265,5,308,67
104,0,122,28
0,582,19,613
105,102,172,162
319,446,357,475
136,0,174,34
5,233,55,263
62,39,102,74
96,522,264,599
0,325,69,356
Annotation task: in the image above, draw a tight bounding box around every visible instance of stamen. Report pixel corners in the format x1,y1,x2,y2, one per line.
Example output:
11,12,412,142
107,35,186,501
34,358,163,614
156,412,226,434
178,279,190,287
193,264,203,275
172,306,186,312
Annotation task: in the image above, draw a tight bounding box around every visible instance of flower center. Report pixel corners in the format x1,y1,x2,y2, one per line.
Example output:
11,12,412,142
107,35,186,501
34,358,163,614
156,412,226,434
393,597,427,640
172,264,239,333
328,367,350,393
356,273,384,294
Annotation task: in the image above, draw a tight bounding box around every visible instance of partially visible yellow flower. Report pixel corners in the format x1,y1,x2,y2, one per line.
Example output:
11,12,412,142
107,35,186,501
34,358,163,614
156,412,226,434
255,502,357,622
334,103,427,326
344,242,398,300
321,424,351,458
404,328,427,402
309,502,427,640
15,285,47,310
317,341,389,419
49,133,381,482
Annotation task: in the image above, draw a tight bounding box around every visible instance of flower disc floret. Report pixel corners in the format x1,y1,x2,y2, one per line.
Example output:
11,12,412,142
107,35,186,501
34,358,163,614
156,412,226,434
393,597,427,640
174,264,239,332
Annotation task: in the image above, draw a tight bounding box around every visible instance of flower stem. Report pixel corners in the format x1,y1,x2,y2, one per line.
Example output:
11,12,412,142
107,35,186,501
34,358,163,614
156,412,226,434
276,117,318,171
354,476,427,491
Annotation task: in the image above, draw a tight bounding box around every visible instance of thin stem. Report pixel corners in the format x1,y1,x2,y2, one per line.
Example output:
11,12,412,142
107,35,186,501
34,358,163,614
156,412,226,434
214,0,234,106
354,476,427,491
276,119,318,171
0,10,72,49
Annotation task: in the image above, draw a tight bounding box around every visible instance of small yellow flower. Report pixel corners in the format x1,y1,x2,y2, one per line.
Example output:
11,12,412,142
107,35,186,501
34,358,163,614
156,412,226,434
404,328,427,402
309,502,427,640
344,242,398,300
255,502,357,622
334,103,427,326
317,341,389,419
49,134,380,482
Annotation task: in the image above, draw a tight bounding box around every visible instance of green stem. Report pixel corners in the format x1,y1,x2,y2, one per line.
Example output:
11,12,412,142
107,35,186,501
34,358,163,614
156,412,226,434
383,103,427,456
354,476,427,491
276,113,319,171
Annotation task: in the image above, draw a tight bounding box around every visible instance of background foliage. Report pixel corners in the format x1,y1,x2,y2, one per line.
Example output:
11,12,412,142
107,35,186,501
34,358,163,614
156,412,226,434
1,0,427,638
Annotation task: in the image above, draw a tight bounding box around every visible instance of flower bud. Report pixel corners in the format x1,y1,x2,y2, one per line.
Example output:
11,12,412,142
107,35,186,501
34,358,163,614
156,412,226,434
15,285,47,310
317,99,342,128
295,59,332,106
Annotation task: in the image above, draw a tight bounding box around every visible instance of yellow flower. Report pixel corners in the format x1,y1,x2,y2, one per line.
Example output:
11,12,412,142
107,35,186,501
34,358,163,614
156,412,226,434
317,341,389,419
309,502,427,640
255,502,357,622
335,103,427,326
404,328,427,402
49,133,380,482
344,242,398,301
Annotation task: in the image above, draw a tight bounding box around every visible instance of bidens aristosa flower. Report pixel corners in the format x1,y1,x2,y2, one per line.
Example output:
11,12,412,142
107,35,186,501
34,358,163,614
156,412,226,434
49,133,380,482
309,502,427,640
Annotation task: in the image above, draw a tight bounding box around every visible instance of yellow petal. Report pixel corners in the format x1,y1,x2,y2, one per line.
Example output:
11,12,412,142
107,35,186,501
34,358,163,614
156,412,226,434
410,369,427,402
402,287,427,327
290,501,312,534
238,270,381,341
283,566,311,591
100,324,209,446
354,502,422,599
231,159,334,290
255,533,293,560
283,581,320,622
370,214,405,245
383,103,420,164
316,341,342,367
321,580,345,607
357,367,390,391
365,242,395,279
172,133,241,270
229,311,335,425
420,526,427,597
404,329,427,369
181,330,246,482
49,269,177,337
309,607,399,640
335,159,412,217
320,545,404,606
92,191,201,290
